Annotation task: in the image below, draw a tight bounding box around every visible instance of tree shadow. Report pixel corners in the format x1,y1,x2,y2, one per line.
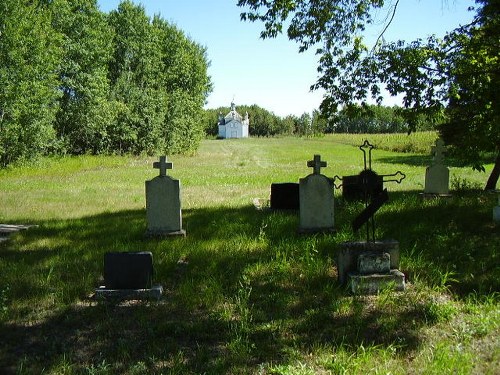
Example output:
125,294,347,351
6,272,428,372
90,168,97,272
0,198,497,372
377,154,474,168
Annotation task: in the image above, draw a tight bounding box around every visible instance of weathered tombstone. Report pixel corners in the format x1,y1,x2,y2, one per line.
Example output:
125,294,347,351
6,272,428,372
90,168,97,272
145,156,186,237
335,141,406,294
493,190,500,223
298,155,335,233
95,251,162,300
270,182,300,210
424,138,451,196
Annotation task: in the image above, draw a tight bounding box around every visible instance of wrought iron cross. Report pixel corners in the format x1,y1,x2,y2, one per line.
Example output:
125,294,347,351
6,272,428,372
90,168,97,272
334,140,405,242
153,155,173,177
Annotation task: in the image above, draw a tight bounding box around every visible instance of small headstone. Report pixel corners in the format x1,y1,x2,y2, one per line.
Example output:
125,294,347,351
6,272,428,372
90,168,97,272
336,241,405,295
95,251,162,301
493,190,500,223
104,252,153,289
145,156,186,237
270,183,299,210
298,155,335,233
424,138,450,196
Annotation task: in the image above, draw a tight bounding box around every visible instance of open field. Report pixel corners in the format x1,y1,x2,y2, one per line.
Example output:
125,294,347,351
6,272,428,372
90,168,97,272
0,134,498,374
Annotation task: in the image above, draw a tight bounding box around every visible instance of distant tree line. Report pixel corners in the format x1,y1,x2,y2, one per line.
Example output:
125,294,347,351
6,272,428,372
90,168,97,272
203,103,436,137
204,105,330,137
0,0,212,167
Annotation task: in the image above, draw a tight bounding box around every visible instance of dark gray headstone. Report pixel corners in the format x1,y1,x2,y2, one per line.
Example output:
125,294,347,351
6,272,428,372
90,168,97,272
270,183,299,210
342,172,383,201
104,252,153,290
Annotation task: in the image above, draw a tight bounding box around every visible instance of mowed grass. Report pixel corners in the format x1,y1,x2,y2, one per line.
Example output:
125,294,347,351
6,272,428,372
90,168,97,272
0,134,498,374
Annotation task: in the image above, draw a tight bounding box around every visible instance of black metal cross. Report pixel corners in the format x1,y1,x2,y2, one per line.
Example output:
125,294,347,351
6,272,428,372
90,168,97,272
334,140,405,242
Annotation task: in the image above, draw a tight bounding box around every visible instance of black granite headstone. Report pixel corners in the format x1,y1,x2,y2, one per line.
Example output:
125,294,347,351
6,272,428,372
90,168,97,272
104,252,153,289
270,183,300,210
342,171,383,201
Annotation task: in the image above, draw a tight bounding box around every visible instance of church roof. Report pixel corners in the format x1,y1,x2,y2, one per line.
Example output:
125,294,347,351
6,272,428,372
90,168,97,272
224,101,243,122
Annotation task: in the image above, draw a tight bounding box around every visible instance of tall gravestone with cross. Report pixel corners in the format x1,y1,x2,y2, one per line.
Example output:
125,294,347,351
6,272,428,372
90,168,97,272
298,154,335,233
335,141,406,294
145,156,186,237
424,138,450,196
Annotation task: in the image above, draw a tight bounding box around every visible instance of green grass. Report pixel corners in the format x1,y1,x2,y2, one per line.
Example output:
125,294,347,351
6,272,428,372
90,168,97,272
0,134,498,374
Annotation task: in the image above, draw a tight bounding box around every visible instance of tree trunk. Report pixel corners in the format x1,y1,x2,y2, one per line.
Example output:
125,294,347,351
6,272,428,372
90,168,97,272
485,151,500,190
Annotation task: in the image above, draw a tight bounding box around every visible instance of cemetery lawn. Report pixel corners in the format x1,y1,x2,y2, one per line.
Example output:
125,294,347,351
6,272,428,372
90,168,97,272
0,134,498,374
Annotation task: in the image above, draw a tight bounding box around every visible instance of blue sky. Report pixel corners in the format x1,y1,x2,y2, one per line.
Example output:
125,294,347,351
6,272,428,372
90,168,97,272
97,0,475,117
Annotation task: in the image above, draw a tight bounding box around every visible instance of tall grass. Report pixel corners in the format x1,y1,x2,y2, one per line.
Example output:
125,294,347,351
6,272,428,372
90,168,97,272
0,134,498,374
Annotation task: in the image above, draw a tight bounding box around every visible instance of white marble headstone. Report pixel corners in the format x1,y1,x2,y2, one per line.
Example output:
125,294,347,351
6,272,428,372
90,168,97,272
145,156,185,237
424,138,450,195
299,155,335,233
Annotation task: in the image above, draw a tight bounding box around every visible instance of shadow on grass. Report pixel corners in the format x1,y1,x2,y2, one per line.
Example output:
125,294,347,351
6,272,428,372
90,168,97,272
0,198,498,373
377,154,483,168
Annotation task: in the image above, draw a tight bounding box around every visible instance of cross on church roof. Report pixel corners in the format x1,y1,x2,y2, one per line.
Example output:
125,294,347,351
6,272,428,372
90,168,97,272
307,154,327,175
153,155,172,177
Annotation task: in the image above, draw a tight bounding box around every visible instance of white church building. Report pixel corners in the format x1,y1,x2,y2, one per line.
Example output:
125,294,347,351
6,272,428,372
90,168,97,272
217,101,249,139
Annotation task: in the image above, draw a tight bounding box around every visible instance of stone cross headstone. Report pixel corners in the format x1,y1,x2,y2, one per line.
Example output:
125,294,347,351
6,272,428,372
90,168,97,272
145,156,186,237
424,138,450,195
298,154,335,233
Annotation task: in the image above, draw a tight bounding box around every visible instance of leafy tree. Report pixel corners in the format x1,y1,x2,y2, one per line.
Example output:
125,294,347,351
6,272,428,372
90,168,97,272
237,0,499,189
0,0,61,166
51,0,114,154
108,1,212,155
156,16,212,153
107,0,164,154
439,0,499,189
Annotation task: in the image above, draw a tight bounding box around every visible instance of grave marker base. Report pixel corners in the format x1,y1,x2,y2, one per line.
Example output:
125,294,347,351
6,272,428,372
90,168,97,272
94,285,163,301
348,270,405,295
419,193,452,199
145,229,186,238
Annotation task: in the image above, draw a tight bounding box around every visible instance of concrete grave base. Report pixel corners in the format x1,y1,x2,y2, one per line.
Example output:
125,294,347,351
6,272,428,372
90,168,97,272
0,224,39,243
95,285,163,301
348,270,405,295
419,193,452,199
145,229,186,238
337,240,399,285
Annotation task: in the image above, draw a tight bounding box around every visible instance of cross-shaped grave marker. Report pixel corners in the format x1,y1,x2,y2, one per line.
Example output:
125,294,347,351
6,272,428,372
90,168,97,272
307,154,327,175
431,138,446,165
153,155,172,177
334,140,405,242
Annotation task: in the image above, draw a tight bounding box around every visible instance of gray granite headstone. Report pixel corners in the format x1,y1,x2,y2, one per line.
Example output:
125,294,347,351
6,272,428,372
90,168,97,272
145,156,186,237
298,155,335,233
424,138,450,195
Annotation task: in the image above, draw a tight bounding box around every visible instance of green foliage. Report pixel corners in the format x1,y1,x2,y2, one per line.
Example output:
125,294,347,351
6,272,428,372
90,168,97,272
331,104,438,134
0,0,212,166
51,0,115,155
237,0,499,189
0,0,61,166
